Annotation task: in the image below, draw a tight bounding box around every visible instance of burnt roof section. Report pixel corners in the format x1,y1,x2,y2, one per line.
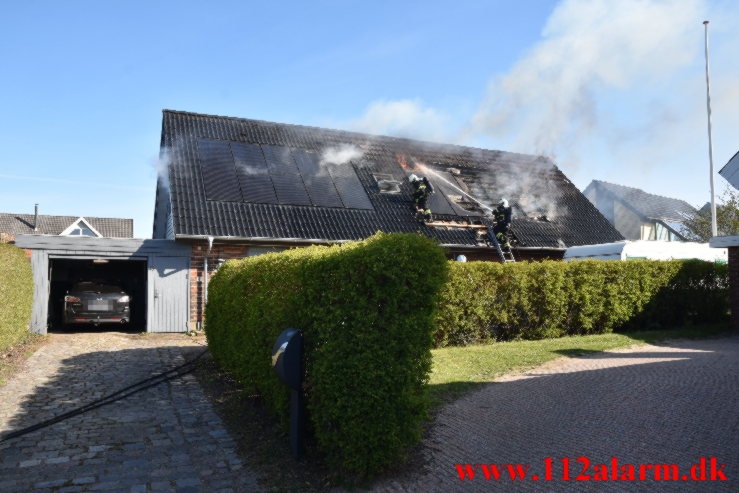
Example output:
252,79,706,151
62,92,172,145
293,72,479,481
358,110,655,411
0,213,133,238
586,180,697,222
159,110,623,248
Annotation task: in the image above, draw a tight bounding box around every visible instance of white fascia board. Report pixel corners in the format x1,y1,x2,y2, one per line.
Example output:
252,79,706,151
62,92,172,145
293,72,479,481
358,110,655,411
709,235,739,248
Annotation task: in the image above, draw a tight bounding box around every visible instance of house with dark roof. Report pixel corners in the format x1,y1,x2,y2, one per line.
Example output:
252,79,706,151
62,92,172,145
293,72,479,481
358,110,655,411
0,206,133,243
153,110,623,328
583,180,697,242
719,150,739,190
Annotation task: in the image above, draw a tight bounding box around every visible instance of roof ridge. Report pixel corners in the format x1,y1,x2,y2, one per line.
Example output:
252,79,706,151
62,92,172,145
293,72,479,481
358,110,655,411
162,109,553,165
593,180,695,207
0,213,133,221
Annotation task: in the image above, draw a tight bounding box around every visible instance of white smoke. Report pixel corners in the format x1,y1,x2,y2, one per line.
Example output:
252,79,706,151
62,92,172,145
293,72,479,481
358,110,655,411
348,99,453,142
468,0,704,156
320,143,364,166
473,156,564,219
152,146,172,194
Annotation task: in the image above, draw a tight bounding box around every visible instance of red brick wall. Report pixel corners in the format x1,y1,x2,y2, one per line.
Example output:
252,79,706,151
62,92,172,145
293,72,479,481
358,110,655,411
190,241,251,329
448,249,564,262
729,247,739,331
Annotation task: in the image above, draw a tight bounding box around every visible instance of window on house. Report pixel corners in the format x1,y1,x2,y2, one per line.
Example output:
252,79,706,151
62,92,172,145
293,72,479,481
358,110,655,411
68,225,96,236
656,221,685,242
373,174,402,193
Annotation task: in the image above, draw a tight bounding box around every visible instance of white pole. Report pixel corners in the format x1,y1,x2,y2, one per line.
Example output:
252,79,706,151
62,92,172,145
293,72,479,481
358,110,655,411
703,20,718,237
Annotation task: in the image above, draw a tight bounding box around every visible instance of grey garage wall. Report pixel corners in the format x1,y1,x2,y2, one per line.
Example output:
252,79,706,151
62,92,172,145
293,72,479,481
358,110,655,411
14,235,191,334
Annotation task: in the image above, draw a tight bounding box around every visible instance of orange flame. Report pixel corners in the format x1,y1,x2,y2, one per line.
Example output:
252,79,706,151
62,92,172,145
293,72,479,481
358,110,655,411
396,153,419,170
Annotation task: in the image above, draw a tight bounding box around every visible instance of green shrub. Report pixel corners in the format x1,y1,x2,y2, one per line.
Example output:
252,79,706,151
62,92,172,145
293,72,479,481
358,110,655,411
0,244,34,353
435,259,728,346
205,232,448,478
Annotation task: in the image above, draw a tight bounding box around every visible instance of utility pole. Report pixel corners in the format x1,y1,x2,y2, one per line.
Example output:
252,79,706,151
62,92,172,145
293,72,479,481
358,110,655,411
703,20,718,237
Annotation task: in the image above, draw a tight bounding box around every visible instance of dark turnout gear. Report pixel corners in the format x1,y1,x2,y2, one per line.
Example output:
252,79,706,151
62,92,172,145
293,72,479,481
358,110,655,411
410,176,434,222
493,202,512,252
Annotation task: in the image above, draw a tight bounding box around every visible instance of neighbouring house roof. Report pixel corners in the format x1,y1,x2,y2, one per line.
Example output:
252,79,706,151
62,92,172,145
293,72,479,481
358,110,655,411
719,150,739,190
155,110,623,249
0,213,133,238
584,180,697,223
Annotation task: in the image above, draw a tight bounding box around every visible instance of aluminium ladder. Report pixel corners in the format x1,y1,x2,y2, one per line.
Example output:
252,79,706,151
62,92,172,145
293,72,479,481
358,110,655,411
481,217,516,263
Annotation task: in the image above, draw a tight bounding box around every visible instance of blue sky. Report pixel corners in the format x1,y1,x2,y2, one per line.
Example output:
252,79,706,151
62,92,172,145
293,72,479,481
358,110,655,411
1,0,737,238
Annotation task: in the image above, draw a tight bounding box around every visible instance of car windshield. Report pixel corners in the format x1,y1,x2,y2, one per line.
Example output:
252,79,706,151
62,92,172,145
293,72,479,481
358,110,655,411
71,282,122,293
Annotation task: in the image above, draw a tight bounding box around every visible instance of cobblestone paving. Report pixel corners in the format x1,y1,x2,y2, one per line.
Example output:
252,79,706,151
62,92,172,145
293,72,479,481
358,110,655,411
375,335,739,492
0,332,259,492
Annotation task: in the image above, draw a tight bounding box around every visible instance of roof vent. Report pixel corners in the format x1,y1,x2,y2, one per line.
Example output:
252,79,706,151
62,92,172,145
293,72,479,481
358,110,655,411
373,174,402,193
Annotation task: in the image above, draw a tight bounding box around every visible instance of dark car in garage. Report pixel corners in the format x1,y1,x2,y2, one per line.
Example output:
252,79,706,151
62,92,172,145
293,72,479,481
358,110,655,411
63,281,130,326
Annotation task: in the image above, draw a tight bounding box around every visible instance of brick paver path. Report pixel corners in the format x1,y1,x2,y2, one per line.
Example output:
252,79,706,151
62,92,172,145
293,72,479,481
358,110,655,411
377,335,739,492
0,332,259,493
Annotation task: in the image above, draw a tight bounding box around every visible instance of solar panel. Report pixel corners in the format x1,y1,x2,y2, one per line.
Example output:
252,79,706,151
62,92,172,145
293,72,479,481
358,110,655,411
230,142,278,204
262,144,300,174
327,163,374,209
259,145,311,206
199,140,374,210
434,172,486,216
270,173,312,206
293,149,344,208
197,139,241,202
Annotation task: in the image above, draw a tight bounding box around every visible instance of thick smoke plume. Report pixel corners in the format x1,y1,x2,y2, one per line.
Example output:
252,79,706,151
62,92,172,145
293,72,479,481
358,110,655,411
468,0,703,156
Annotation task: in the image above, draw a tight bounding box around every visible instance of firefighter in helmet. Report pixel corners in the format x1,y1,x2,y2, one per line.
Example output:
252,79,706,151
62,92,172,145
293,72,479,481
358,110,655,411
493,198,512,252
409,174,434,222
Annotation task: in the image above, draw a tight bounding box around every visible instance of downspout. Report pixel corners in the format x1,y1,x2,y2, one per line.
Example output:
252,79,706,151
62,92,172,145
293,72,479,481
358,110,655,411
201,236,214,331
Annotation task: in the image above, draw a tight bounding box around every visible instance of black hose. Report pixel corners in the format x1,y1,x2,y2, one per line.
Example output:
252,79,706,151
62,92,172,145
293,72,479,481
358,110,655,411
0,348,209,443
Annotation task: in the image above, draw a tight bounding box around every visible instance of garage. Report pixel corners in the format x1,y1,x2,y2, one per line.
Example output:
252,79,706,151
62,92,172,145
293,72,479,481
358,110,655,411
14,235,191,334
47,258,148,330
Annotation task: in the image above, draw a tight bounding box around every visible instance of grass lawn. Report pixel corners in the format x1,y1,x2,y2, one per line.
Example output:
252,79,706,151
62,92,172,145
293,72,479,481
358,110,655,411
428,324,730,409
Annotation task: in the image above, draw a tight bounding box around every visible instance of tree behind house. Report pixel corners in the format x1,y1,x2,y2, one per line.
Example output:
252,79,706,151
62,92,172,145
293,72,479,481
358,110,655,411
683,187,739,241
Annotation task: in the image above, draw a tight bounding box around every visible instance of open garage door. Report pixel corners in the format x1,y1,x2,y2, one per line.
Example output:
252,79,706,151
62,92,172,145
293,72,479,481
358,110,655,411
48,258,147,331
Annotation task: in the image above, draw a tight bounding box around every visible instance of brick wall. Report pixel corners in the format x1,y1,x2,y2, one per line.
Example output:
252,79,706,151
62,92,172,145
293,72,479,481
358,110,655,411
190,241,251,329
449,249,565,262
729,247,739,331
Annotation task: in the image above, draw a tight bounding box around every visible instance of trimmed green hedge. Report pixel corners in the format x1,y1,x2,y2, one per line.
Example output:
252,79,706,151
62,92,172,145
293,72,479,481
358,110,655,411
0,244,34,353
435,259,728,347
205,233,448,477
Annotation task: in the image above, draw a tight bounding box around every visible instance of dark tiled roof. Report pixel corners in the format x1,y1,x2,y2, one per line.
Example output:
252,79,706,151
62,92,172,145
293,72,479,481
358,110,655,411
588,180,697,222
159,110,623,249
0,213,133,238
719,150,739,190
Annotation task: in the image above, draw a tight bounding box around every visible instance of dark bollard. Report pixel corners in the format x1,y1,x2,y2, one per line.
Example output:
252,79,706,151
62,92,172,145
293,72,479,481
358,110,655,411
271,328,304,460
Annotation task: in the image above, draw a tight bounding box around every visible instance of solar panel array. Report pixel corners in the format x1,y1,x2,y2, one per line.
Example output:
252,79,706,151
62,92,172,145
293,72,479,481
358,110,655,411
197,139,373,210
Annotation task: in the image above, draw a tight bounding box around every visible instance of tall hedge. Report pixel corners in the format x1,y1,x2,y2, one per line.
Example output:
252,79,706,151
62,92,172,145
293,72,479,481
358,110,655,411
435,259,728,347
205,233,448,477
0,244,34,353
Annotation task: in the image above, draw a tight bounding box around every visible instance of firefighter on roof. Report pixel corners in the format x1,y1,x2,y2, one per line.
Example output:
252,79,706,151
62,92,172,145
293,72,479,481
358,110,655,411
493,198,512,252
409,174,434,222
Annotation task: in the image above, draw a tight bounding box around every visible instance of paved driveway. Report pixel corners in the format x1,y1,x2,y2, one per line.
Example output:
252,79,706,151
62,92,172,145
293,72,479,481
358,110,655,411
376,335,739,492
0,332,259,493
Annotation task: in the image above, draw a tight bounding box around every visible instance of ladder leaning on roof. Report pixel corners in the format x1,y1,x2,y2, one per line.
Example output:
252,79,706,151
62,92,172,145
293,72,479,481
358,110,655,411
481,217,516,263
